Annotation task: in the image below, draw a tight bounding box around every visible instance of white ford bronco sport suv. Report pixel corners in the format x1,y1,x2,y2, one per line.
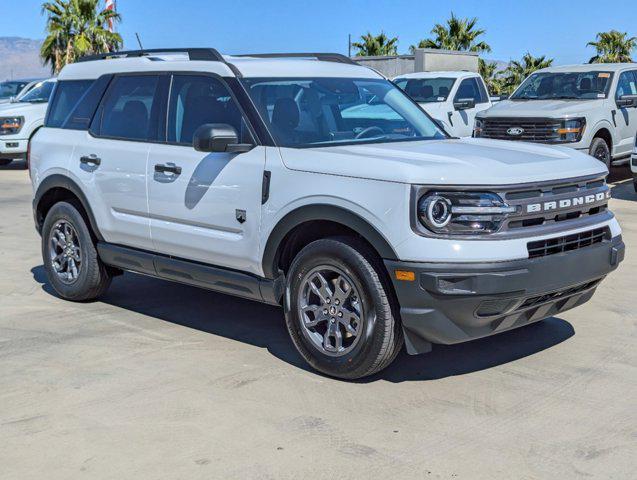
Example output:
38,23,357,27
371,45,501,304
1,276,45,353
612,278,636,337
0,78,56,167
475,64,637,169
394,71,492,138
30,49,624,379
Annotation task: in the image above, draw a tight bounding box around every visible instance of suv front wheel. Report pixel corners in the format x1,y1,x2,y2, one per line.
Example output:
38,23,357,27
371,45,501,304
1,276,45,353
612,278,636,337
285,238,403,379
42,201,112,301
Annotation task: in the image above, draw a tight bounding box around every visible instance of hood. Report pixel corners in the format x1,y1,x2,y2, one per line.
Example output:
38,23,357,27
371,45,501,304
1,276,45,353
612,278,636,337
280,138,606,185
0,101,48,116
479,99,603,118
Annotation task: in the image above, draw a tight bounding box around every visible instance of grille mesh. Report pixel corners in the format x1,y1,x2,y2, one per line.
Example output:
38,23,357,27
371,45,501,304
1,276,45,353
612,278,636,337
481,118,562,142
527,228,609,259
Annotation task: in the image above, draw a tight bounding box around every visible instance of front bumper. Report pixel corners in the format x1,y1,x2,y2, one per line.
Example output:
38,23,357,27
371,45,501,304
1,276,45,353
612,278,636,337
0,138,27,160
386,235,625,354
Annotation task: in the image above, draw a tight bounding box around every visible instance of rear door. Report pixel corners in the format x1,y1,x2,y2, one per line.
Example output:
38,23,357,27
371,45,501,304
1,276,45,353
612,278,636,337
450,76,490,137
72,74,167,251
614,70,637,157
146,74,265,274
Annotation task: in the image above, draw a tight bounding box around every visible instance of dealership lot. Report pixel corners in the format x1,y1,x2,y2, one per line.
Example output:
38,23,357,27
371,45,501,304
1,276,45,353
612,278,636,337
1,161,635,479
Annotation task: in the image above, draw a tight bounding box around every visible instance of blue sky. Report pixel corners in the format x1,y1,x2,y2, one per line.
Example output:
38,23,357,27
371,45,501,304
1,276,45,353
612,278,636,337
3,0,637,65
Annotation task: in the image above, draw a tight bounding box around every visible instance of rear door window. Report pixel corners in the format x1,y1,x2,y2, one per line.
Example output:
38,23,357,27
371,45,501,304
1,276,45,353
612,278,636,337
616,71,637,98
454,78,488,104
98,75,162,141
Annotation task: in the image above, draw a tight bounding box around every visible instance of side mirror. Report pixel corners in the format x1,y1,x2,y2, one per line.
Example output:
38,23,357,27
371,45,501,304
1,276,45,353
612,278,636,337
453,98,476,110
193,124,254,153
616,94,637,108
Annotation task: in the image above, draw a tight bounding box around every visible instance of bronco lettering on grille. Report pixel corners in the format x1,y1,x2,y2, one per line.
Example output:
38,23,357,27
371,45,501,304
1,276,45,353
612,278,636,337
526,191,610,214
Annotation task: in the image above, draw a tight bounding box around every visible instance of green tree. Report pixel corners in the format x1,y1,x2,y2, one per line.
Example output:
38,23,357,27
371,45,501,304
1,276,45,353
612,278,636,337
588,30,636,63
479,58,505,95
502,53,553,93
41,0,122,74
352,32,399,57
411,13,491,53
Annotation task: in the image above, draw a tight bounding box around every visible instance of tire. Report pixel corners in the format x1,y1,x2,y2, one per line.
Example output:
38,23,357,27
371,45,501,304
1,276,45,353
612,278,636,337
285,237,403,379
633,180,637,193
41,201,112,301
0,159,12,166
589,137,611,170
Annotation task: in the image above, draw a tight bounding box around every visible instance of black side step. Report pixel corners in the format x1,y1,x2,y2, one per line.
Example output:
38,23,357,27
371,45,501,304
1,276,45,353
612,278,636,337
97,243,282,305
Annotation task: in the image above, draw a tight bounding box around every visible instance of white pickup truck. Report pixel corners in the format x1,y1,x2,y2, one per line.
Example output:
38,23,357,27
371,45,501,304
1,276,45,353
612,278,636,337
475,64,637,169
394,71,492,138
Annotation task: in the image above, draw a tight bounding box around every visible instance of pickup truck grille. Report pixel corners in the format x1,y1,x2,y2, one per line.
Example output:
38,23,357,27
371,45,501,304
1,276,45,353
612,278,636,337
527,227,609,259
480,118,562,142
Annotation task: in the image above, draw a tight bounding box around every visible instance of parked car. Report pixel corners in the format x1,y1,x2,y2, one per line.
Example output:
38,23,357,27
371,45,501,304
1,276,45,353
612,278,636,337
0,78,56,167
630,132,637,192
394,71,492,137
475,63,637,168
30,49,624,379
0,78,44,105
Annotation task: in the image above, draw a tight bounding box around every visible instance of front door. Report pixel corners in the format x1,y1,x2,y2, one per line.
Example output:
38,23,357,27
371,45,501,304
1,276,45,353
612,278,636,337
450,77,491,138
614,70,637,157
147,74,265,275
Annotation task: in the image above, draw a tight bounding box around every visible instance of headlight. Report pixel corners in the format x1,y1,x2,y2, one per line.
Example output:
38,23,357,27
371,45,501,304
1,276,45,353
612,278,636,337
555,118,585,143
417,192,517,235
473,118,484,137
0,117,24,135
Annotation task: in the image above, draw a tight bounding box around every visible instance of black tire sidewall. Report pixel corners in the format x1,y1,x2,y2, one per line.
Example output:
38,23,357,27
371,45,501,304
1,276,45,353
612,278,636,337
285,239,393,378
589,138,611,169
41,202,105,300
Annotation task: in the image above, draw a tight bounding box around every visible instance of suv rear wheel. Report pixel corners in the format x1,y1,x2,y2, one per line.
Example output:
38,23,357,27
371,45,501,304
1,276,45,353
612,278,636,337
285,237,403,379
42,201,112,301
589,137,611,169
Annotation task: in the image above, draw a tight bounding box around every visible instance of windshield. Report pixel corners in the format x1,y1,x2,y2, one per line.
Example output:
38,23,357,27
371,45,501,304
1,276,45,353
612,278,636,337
241,77,446,148
511,71,613,100
0,81,28,100
394,77,456,103
19,81,55,103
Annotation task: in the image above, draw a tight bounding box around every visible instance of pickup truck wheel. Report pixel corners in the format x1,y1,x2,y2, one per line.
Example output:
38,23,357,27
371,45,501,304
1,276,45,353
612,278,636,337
0,159,12,166
42,201,112,301
285,237,403,379
589,138,611,169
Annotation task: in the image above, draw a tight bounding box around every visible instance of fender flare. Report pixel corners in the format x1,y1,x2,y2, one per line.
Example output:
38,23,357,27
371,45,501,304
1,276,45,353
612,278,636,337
261,204,399,278
33,174,103,240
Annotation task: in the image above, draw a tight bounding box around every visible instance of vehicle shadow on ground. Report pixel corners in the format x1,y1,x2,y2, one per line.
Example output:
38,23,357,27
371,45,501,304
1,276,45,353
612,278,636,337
610,179,635,201
31,265,576,383
0,159,27,171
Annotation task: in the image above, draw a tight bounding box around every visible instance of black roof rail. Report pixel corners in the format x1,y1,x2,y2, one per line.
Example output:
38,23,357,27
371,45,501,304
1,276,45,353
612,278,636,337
77,48,227,63
235,52,358,66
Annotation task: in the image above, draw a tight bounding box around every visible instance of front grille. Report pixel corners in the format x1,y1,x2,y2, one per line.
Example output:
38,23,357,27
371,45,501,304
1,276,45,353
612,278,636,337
527,227,609,259
481,117,562,142
518,280,601,310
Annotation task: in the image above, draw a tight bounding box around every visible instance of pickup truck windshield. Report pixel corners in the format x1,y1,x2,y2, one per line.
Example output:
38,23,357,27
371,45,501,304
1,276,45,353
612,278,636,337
394,78,456,103
0,81,28,100
241,77,446,147
511,71,613,100
19,81,55,103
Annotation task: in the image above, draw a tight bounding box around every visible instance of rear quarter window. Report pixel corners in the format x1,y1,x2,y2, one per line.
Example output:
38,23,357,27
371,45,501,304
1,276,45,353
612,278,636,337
46,81,94,128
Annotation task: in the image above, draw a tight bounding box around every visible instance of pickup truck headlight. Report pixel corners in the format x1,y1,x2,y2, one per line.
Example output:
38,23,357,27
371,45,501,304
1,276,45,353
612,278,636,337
473,118,484,137
0,117,24,136
417,192,517,235
555,118,585,143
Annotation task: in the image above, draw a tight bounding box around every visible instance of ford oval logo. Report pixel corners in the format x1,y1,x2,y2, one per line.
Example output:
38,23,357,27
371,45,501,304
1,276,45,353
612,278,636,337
507,127,525,136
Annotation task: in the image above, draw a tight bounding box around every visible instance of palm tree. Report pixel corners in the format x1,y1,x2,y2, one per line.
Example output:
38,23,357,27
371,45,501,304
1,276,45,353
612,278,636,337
503,53,553,93
411,13,491,54
352,32,399,57
41,0,122,74
588,30,636,63
479,59,505,95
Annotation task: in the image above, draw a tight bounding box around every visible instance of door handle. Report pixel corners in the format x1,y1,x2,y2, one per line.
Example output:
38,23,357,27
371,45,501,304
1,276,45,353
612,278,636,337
80,154,101,166
154,163,182,175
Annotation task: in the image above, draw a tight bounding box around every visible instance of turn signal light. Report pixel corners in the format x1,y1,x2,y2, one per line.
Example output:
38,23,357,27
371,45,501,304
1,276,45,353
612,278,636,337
395,270,415,282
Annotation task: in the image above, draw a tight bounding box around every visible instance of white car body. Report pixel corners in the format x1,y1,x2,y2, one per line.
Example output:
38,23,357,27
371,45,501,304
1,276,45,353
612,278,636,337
394,71,492,138
29,51,624,374
631,133,637,190
0,78,56,163
476,63,637,164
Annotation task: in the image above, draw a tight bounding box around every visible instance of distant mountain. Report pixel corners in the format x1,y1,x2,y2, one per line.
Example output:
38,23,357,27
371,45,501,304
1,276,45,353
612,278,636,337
0,37,52,81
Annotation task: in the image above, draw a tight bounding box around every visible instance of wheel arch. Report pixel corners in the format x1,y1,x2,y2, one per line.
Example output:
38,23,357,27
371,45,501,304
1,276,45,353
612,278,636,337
34,174,103,241
261,204,399,279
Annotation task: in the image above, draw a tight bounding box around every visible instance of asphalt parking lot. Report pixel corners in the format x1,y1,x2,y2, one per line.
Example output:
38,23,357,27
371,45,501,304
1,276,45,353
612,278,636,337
1,160,635,480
